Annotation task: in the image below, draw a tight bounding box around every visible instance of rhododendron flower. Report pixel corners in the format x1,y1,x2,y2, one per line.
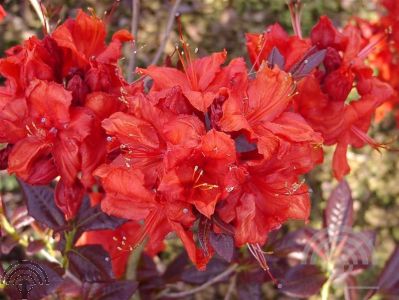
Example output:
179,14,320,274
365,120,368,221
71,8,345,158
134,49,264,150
138,51,228,112
77,221,141,277
355,0,399,125
246,15,394,180
91,35,324,269
52,10,132,76
0,5,6,22
2,3,393,278
0,10,133,218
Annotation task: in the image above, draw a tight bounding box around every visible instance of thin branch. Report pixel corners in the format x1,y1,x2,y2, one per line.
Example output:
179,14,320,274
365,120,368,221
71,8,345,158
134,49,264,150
158,263,238,299
224,273,237,300
39,248,82,286
127,0,140,82
150,0,182,66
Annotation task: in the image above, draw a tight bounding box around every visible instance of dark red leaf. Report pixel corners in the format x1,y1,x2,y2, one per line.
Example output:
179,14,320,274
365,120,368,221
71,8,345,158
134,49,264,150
26,261,64,300
0,235,18,255
20,181,66,230
67,245,114,282
368,246,399,299
279,264,327,298
334,230,375,275
325,180,354,252
234,134,257,153
162,252,189,283
237,268,270,300
267,47,285,69
209,232,235,262
291,49,327,79
238,281,261,300
344,275,359,300
26,240,46,256
181,258,229,284
10,205,34,230
137,254,163,297
86,280,138,300
75,196,127,233
273,227,319,256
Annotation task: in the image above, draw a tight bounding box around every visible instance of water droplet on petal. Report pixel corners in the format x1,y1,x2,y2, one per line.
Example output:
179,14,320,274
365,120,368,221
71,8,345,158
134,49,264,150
40,117,46,123
183,208,189,214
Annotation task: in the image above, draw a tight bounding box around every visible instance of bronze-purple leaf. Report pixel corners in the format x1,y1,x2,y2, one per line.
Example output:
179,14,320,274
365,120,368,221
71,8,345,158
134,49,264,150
26,240,46,256
333,230,375,276
137,253,163,297
234,134,258,153
20,181,66,230
279,264,327,298
181,258,229,285
0,235,18,255
162,252,189,283
209,232,235,262
344,275,359,300
267,47,285,69
366,245,399,299
74,196,127,239
67,245,114,282
238,280,262,300
85,280,138,300
10,205,34,230
27,261,64,300
273,227,319,257
237,268,269,300
324,180,354,252
291,49,327,79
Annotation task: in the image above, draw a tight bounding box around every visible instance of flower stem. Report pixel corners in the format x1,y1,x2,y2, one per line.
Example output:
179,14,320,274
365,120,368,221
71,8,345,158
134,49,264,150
321,279,332,300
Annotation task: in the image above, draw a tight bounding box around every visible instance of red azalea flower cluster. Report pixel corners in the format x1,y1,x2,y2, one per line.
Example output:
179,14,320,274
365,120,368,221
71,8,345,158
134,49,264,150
0,10,133,219
246,15,394,180
0,8,392,277
0,5,6,22
355,0,399,124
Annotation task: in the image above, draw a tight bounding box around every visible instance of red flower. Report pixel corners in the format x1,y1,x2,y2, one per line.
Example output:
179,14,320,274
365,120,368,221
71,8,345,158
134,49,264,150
220,66,322,163
0,5,6,22
138,51,227,112
94,164,211,269
219,159,311,246
0,10,134,218
246,23,310,71
52,10,132,76
77,221,142,277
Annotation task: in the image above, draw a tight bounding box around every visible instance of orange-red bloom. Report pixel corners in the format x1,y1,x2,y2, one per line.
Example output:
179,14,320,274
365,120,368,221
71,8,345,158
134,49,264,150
0,10,133,218
0,5,6,22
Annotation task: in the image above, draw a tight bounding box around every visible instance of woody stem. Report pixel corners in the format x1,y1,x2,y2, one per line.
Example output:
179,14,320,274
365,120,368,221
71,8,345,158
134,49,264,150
321,279,332,300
